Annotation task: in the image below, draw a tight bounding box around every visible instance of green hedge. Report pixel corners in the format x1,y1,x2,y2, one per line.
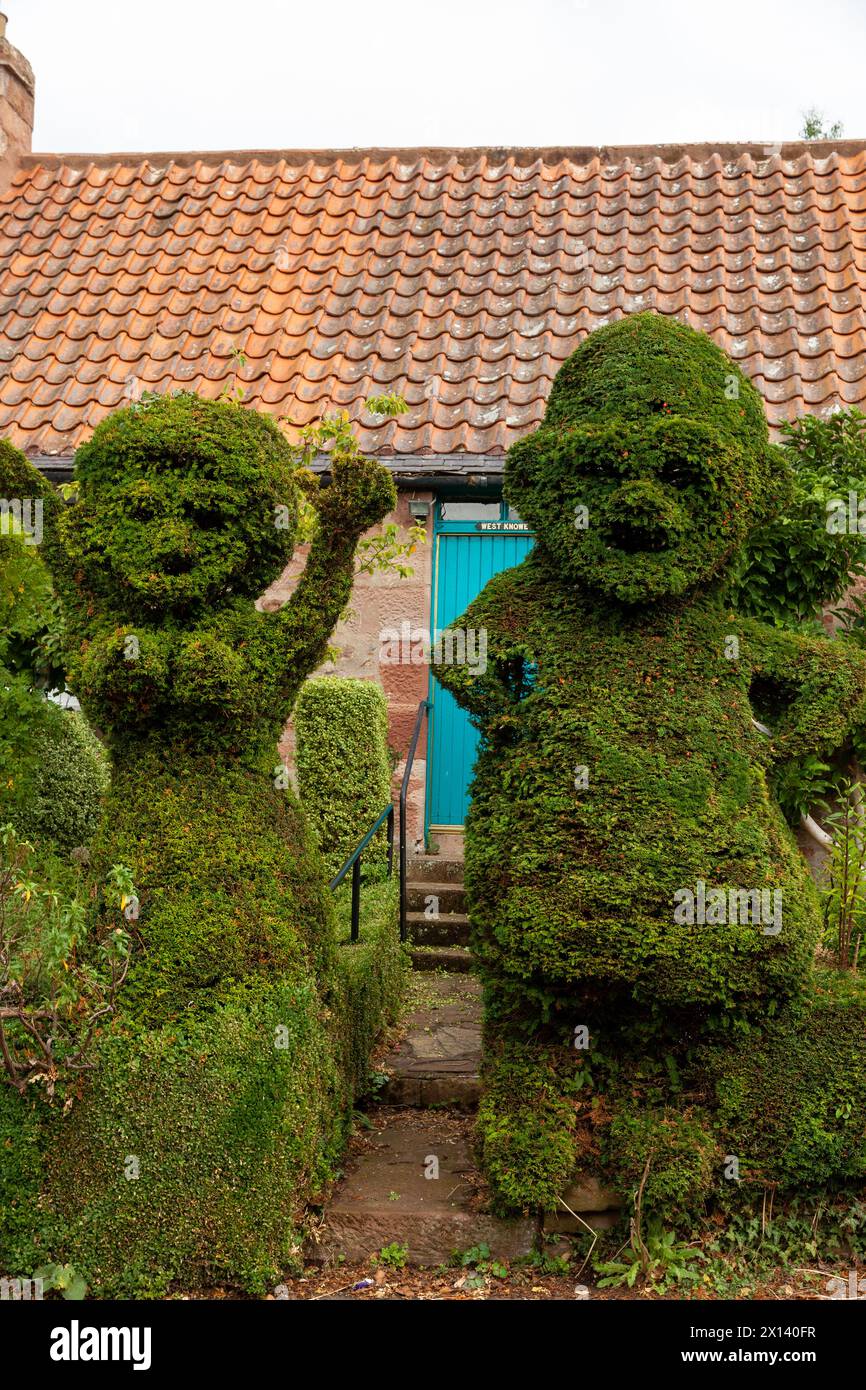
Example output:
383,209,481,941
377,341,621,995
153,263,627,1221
13,708,109,854
704,969,866,1192
332,876,408,1096
295,677,392,878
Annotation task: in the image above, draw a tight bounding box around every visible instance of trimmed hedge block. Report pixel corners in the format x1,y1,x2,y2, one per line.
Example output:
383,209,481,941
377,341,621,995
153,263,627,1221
295,677,392,878
13,708,109,854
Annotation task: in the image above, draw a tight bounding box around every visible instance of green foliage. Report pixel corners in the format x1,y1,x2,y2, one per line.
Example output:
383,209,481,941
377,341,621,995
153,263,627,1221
594,1221,702,1293
817,779,866,967
373,1242,409,1270
330,876,407,1097
0,441,68,815
506,313,790,605
289,396,419,581
706,969,866,1192
40,978,342,1296
355,519,425,580
435,313,866,1214
451,1243,508,1286
91,746,337,1027
0,862,404,1296
769,750,837,825
476,1040,581,1212
523,1246,573,1276
0,824,131,1097
728,409,866,627
801,108,843,140
55,392,299,619
33,1263,87,1300
296,678,392,878
602,1106,717,1222
11,710,109,854
448,570,853,1022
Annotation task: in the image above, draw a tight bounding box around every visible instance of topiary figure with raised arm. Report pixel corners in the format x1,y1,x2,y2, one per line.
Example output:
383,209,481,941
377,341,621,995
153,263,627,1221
436,314,866,1220
16,391,400,1293
46,391,395,1019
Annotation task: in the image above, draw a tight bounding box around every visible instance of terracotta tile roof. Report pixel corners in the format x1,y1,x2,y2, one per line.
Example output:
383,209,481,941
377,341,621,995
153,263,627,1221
0,142,865,458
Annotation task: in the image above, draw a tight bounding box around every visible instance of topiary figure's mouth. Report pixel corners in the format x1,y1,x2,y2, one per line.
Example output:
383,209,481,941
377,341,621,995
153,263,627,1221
606,520,670,554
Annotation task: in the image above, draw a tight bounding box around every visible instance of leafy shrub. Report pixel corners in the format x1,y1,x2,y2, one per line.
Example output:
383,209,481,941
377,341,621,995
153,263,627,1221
331,876,407,1095
0,824,131,1097
602,1106,717,1222
0,441,66,818
295,677,392,878
0,882,404,1297
705,970,866,1191
476,1041,580,1213
816,779,866,967
729,409,866,628
12,710,109,854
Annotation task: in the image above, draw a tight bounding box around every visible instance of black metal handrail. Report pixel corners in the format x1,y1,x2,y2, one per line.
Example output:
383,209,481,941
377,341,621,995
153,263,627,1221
329,803,394,943
400,699,431,943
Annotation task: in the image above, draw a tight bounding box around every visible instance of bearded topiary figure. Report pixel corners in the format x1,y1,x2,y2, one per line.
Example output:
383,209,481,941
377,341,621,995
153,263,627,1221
11,393,400,1293
436,314,866,1216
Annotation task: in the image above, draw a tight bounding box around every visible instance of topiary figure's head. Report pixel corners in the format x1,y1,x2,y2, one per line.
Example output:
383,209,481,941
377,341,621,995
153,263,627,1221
61,394,299,619
505,314,791,604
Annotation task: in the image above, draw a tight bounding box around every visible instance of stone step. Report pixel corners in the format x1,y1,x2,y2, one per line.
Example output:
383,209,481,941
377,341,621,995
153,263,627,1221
544,1176,623,1234
409,945,474,973
406,882,466,915
406,856,465,885
379,972,481,1109
405,911,470,946
309,1112,537,1267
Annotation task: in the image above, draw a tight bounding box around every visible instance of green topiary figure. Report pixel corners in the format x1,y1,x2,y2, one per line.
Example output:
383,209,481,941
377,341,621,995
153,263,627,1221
436,314,866,1214
4,393,399,1293
44,392,395,1021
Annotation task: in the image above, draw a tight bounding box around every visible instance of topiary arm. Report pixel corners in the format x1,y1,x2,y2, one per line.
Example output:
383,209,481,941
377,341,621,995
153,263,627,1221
434,571,537,725
260,454,396,702
741,615,866,762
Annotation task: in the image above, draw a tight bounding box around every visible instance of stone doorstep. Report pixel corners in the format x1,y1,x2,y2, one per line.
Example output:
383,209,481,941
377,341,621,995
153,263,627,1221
308,1114,538,1267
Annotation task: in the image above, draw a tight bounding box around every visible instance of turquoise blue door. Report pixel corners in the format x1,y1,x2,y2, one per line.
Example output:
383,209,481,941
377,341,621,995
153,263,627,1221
427,502,533,829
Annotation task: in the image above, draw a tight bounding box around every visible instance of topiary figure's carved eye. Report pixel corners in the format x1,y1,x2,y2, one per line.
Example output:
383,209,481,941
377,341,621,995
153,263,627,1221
661,457,700,489
187,507,222,531
130,494,160,521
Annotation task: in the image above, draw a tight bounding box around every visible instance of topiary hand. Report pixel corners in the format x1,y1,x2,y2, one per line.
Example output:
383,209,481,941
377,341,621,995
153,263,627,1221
300,454,396,539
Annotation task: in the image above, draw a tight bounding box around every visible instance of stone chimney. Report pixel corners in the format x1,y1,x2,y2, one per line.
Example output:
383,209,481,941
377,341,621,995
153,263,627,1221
0,13,34,190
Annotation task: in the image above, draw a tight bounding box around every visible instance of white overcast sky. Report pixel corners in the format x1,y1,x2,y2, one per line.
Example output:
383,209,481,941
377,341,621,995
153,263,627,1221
6,0,864,152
